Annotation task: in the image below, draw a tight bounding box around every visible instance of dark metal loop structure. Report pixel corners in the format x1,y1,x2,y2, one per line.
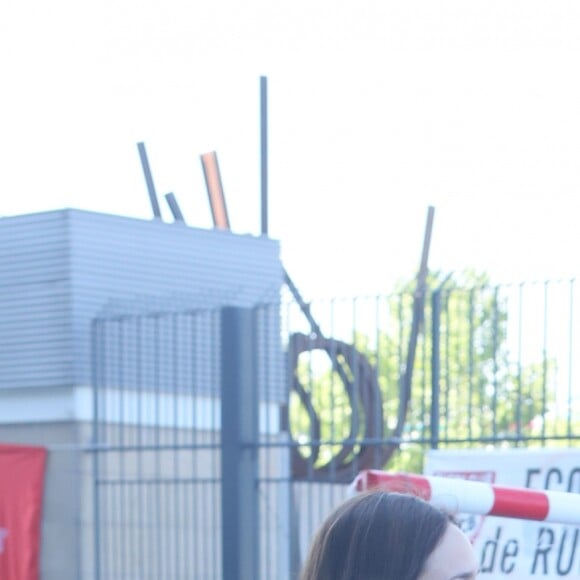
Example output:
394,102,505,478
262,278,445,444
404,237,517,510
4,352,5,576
288,332,406,483
287,207,433,483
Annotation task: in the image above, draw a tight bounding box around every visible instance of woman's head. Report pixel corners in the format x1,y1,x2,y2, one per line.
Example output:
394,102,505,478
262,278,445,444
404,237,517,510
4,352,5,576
300,491,478,580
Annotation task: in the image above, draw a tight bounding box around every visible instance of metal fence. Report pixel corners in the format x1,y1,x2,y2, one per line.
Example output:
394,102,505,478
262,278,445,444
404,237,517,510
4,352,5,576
89,278,580,579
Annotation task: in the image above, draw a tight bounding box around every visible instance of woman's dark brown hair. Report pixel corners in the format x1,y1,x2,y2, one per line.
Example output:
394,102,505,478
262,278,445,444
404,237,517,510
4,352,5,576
300,491,450,580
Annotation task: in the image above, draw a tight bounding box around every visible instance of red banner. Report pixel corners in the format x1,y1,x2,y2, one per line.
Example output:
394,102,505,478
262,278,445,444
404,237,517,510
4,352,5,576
0,443,47,580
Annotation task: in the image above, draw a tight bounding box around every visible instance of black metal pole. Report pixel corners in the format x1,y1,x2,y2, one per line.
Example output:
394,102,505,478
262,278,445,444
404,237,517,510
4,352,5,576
164,193,185,223
283,270,322,337
396,206,435,431
260,76,268,236
221,307,259,580
137,142,162,219
91,319,102,580
431,289,441,449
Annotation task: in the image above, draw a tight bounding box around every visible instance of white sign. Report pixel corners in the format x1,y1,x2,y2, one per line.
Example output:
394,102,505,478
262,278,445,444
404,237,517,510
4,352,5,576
425,448,580,579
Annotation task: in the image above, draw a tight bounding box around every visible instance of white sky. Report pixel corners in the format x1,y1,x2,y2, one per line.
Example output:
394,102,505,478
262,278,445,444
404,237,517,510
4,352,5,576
1,1,580,299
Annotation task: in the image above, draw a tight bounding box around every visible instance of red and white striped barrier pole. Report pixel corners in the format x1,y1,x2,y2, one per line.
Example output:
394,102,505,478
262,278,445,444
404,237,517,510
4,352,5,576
353,470,580,526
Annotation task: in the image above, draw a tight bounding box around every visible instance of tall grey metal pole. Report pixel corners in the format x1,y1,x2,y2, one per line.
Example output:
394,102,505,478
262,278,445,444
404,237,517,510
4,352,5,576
396,206,435,431
431,289,441,449
91,319,102,580
260,76,268,236
137,142,162,219
221,307,259,580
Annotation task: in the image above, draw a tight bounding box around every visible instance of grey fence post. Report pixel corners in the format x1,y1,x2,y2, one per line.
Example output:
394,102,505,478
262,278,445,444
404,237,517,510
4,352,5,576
91,318,102,580
430,290,441,449
221,307,259,580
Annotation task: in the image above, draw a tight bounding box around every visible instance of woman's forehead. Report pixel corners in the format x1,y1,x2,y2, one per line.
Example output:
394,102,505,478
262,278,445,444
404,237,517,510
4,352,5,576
418,524,479,580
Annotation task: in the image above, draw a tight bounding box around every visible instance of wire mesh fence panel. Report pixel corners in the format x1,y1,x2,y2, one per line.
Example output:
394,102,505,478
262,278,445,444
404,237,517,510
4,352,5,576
281,279,580,574
91,310,223,580
86,279,580,579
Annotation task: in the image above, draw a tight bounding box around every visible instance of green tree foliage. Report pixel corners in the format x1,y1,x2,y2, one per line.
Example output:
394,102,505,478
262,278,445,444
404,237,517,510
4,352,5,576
383,271,556,472
290,271,555,476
